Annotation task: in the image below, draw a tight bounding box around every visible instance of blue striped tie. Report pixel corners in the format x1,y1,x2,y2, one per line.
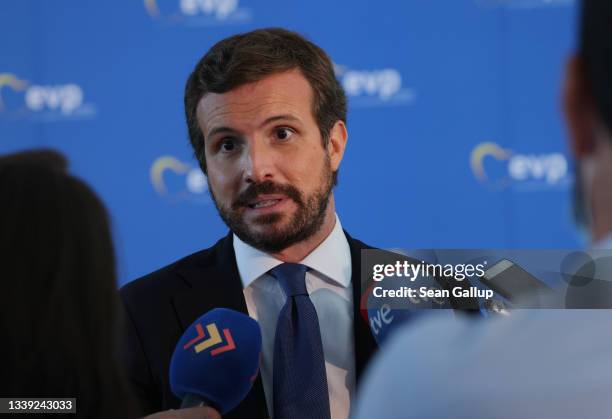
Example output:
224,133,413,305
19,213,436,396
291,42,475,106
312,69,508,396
271,263,331,419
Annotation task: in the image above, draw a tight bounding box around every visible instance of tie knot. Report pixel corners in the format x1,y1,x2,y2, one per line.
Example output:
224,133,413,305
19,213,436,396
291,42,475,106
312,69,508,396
270,263,308,297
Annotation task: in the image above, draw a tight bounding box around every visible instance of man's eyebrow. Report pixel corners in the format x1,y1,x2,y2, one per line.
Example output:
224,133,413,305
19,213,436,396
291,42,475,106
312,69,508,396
261,114,301,126
206,126,238,140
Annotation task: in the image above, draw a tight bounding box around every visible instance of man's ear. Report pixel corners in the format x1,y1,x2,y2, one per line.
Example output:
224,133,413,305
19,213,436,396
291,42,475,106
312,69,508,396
563,54,596,158
327,120,348,172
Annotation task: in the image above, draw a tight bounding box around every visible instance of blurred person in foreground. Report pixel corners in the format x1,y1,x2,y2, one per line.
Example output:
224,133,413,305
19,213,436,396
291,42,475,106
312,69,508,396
353,1,612,418
0,150,219,419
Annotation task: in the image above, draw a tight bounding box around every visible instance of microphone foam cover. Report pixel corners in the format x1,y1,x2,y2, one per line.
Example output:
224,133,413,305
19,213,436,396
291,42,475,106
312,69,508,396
170,308,262,414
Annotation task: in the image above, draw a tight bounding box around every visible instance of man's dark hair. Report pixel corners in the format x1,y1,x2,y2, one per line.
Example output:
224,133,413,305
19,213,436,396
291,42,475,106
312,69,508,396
184,27,347,178
580,0,612,135
0,150,138,419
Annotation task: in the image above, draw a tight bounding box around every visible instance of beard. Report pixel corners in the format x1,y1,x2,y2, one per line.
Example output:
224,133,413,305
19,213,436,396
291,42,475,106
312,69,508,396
209,160,335,253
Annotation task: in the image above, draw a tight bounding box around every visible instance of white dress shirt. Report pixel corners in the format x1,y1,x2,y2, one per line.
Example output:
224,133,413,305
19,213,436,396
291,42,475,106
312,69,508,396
233,214,355,419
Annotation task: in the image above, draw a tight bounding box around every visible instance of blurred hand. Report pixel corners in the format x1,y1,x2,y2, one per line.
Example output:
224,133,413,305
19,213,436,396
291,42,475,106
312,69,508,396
143,406,221,419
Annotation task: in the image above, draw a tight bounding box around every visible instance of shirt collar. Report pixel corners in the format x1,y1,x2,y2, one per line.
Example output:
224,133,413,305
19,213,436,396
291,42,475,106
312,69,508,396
233,214,352,289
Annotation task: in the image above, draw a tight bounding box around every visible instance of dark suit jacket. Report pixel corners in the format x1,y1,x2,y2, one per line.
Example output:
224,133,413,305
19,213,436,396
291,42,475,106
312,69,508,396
120,231,378,418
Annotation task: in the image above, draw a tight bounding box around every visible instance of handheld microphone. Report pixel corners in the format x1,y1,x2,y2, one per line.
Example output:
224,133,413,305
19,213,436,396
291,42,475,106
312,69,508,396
363,252,483,346
365,273,455,346
169,308,262,415
479,259,556,308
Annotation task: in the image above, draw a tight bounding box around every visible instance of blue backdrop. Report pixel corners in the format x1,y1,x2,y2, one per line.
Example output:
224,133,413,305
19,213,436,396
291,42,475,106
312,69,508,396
0,0,580,286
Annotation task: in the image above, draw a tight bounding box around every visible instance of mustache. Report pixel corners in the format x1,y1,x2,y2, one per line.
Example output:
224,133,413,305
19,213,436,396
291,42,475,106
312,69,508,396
232,181,303,210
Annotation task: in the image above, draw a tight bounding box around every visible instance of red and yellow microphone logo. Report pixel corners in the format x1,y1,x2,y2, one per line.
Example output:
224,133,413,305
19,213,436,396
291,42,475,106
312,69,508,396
183,322,236,356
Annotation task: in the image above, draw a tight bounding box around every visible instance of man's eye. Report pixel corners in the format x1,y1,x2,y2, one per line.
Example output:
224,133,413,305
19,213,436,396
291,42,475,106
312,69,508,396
220,139,236,152
275,128,294,141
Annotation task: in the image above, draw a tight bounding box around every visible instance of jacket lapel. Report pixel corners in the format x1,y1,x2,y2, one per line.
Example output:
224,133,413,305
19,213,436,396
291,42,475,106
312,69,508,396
345,231,378,383
172,233,247,328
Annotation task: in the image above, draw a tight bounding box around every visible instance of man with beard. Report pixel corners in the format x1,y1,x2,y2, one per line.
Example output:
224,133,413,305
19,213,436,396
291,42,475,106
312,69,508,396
120,28,377,419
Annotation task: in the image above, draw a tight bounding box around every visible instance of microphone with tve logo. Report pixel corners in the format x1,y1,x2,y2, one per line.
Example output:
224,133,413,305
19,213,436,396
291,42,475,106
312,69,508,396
169,308,262,415
365,272,456,346
363,253,484,346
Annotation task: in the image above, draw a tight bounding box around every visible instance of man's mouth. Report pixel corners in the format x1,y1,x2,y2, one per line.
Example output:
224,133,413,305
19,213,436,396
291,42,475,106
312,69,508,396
249,199,282,209
246,195,286,210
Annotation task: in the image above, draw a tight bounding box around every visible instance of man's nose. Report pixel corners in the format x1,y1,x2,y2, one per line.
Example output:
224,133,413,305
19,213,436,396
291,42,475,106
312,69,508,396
243,139,275,184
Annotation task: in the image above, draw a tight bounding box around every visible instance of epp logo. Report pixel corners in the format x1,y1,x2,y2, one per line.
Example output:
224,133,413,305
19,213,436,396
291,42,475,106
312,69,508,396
470,142,569,190
334,64,416,107
25,84,83,115
144,0,251,25
0,72,95,120
183,322,236,356
150,155,209,203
